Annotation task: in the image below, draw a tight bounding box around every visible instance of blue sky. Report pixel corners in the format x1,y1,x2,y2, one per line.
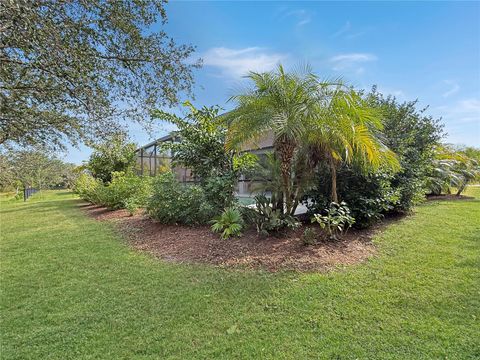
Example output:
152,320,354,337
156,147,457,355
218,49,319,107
66,1,480,164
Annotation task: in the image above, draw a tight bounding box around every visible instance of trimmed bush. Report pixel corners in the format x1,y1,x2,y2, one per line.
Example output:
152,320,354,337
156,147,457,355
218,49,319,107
146,172,214,225
73,171,152,212
99,171,152,210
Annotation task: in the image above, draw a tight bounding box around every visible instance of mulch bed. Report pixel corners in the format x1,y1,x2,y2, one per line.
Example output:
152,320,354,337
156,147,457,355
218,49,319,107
426,194,474,201
81,204,381,272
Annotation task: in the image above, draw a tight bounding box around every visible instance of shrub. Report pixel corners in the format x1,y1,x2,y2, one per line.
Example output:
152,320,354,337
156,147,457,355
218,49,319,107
305,164,400,229
99,171,152,210
301,227,318,246
365,88,444,211
211,207,244,239
146,172,214,225
124,197,141,216
73,173,102,203
311,202,355,240
73,171,152,212
202,174,237,212
244,195,300,236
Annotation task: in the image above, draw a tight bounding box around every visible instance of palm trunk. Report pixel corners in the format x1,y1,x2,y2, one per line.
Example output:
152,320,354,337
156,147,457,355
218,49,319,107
276,139,296,215
456,182,466,196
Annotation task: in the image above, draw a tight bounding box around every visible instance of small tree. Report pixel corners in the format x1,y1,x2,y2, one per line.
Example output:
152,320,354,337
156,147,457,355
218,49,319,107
152,102,256,210
87,134,137,183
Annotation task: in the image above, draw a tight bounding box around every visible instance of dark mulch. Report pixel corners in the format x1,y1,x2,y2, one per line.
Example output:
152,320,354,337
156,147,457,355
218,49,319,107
426,194,474,201
82,204,379,272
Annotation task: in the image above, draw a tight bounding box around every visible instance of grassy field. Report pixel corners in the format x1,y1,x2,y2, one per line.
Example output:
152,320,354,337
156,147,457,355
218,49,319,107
1,190,479,359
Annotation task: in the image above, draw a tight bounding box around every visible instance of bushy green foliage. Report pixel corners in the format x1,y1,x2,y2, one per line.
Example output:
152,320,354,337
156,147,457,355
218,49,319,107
98,172,152,210
311,202,355,240
73,171,151,212
306,164,400,228
202,174,238,212
244,195,300,236
211,208,244,239
146,172,214,225
366,87,444,211
73,173,103,203
88,134,137,183
306,88,444,226
301,227,318,246
152,102,257,212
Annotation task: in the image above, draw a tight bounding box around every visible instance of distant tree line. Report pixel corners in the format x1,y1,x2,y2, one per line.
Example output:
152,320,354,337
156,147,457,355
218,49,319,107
0,147,78,194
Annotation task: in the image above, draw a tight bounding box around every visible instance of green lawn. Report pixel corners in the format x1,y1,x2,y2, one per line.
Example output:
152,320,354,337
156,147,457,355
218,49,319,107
1,190,479,359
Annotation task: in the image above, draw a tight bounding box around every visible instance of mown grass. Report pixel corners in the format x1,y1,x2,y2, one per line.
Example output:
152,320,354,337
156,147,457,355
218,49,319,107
1,189,479,359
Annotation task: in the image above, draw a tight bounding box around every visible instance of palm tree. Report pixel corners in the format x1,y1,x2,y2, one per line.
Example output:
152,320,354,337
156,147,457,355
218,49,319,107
225,64,319,215
225,64,399,214
307,84,400,202
427,145,480,196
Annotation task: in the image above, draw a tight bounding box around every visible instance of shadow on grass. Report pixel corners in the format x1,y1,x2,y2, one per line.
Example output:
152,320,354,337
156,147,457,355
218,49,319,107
0,198,83,215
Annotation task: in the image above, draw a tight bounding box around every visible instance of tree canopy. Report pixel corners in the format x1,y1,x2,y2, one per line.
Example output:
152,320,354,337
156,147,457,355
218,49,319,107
0,0,200,149
87,134,137,183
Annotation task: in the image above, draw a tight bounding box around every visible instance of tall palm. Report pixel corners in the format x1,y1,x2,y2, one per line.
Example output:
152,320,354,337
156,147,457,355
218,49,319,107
308,85,400,202
225,64,319,215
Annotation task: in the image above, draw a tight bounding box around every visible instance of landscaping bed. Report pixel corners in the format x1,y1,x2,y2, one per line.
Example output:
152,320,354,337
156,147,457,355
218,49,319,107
82,203,377,272
426,194,475,201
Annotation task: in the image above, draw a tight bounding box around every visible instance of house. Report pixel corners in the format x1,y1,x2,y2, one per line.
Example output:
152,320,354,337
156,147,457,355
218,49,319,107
135,131,275,197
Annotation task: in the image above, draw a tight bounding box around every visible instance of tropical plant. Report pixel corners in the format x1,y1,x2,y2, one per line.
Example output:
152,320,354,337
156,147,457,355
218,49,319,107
225,64,321,215
307,84,400,203
245,195,300,236
301,227,318,246
211,208,244,239
225,64,399,215
427,145,480,196
311,202,355,240
152,102,257,211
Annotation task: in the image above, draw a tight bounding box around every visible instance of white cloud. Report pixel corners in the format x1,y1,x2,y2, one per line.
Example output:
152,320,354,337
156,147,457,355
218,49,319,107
201,47,288,78
431,98,480,145
330,53,377,73
442,81,460,98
